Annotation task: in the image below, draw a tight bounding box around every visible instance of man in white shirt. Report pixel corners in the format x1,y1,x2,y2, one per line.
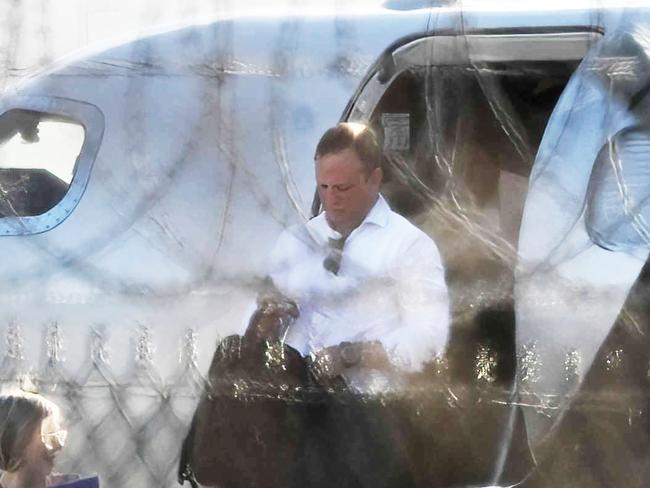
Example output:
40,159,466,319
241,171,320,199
268,122,450,391
179,123,450,488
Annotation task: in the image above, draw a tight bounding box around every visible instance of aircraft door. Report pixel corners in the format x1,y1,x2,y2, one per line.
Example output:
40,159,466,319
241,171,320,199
340,30,599,381
515,26,650,485
337,28,600,485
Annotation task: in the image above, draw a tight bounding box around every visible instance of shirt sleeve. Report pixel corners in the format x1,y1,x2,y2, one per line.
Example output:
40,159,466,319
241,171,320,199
266,225,330,299
267,229,294,281
380,233,450,372
267,226,313,294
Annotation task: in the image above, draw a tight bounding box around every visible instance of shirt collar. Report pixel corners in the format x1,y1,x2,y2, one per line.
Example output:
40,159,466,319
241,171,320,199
307,194,390,242
362,194,390,229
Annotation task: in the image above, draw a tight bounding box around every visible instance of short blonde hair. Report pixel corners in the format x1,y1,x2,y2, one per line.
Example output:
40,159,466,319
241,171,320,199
0,392,57,472
314,122,381,175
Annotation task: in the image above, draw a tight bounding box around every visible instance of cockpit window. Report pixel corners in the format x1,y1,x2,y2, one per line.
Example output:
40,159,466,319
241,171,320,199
0,97,103,236
0,109,85,218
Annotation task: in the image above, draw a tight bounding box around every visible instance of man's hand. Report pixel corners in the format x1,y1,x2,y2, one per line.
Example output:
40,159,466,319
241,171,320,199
344,341,391,369
244,296,299,344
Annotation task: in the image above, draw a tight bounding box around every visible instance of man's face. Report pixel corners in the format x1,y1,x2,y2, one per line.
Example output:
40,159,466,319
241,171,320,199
316,148,382,235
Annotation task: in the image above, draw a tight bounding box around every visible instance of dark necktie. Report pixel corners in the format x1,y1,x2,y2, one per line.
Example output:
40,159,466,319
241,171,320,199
323,237,346,275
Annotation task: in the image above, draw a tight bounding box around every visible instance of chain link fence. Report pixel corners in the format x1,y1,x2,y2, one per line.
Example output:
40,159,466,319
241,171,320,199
1,319,644,487
1,324,206,488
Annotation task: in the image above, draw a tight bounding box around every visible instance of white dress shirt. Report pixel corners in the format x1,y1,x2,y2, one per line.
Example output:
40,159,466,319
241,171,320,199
268,195,450,377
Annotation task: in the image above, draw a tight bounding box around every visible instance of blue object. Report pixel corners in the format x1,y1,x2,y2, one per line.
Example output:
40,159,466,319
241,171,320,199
51,476,100,488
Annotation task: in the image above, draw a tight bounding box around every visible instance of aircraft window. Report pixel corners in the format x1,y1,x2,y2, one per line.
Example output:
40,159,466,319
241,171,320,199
0,109,84,218
0,97,102,236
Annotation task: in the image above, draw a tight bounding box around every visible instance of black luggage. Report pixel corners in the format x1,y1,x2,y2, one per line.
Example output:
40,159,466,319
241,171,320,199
178,295,414,488
178,298,310,488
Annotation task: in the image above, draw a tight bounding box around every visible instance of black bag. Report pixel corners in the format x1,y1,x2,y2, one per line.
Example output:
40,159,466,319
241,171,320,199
178,296,415,488
178,298,312,488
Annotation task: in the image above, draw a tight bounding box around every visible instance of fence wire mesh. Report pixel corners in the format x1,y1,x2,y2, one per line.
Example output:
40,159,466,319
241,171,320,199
1,324,206,488
1,320,646,488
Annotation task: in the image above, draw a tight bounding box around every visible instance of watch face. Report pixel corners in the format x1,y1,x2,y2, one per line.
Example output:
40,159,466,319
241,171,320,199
341,344,361,367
